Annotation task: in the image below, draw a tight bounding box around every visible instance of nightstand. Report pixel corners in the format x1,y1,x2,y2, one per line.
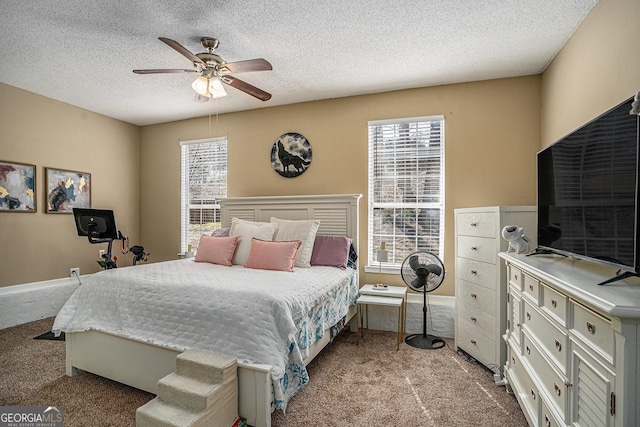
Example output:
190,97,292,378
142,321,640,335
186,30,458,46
357,285,407,350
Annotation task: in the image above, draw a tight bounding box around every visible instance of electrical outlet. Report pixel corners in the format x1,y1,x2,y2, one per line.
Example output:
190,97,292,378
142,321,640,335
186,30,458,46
70,267,80,278
99,249,105,258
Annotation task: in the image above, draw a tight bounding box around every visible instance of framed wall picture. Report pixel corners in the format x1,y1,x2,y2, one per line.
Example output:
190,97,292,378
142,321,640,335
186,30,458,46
45,167,91,213
270,132,312,178
0,160,36,212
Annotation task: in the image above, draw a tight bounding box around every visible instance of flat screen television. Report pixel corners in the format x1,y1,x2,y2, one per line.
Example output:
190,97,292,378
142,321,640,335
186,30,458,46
536,95,640,284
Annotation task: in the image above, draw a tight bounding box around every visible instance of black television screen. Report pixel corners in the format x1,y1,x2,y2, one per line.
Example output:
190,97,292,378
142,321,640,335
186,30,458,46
537,96,640,274
73,208,118,240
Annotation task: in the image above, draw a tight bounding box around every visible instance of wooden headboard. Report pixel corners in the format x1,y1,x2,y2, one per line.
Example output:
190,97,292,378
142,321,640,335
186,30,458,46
220,194,362,250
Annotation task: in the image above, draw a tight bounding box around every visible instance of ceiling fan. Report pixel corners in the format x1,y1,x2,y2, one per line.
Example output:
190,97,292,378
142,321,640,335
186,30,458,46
133,37,272,102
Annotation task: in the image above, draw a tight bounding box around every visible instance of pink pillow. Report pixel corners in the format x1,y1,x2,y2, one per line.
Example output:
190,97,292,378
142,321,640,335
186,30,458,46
310,236,353,269
245,238,302,272
195,235,239,266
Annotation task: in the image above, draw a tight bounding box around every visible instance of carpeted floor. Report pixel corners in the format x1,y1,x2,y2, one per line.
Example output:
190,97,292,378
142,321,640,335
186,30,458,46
1,318,527,426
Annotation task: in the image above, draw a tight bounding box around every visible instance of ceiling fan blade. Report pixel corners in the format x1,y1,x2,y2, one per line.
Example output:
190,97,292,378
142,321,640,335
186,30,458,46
158,37,204,65
133,69,197,74
219,58,272,74
221,76,272,101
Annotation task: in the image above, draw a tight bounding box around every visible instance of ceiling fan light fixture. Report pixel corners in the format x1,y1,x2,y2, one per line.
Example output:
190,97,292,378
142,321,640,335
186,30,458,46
208,77,227,98
191,75,209,96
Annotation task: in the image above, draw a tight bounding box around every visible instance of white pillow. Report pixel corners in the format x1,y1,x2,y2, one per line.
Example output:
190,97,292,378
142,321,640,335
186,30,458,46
270,217,320,268
229,218,277,265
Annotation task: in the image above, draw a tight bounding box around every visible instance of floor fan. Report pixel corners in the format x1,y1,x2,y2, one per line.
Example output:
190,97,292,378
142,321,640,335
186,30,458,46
401,251,446,349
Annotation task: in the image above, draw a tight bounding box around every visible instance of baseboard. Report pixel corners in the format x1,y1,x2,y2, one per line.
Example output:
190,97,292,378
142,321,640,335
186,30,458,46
0,276,85,330
362,294,455,338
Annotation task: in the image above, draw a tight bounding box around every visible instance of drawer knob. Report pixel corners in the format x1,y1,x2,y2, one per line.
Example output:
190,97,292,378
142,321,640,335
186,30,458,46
531,389,536,400
470,293,477,299
471,270,477,275
587,321,596,334
555,339,562,352
529,284,534,291
470,222,477,227
551,299,557,308
526,312,531,321
514,274,518,280
470,339,477,345
545,415,551,427
526,346,530,355
471,246,477,251
470,316,477,322
554,382,561,396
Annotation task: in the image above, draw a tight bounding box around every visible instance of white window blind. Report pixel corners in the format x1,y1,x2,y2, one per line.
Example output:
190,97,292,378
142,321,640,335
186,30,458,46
180,137,227,253
368,116,445,267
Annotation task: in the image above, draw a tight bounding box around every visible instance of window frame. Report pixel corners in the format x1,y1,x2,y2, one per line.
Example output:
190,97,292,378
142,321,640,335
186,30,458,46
365,115,445,274
180,137,228,254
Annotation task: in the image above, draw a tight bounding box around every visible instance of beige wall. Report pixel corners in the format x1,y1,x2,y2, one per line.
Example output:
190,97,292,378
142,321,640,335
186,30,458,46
541,0,640,147
5,0,635,293
140,76,541,295
0,83,140,287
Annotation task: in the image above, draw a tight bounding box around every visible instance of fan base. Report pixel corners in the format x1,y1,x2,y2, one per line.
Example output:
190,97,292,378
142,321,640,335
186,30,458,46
404,333,445,350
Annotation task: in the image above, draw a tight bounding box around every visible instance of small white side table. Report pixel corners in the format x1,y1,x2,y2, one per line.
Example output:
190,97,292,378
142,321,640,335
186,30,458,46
357,285,408,350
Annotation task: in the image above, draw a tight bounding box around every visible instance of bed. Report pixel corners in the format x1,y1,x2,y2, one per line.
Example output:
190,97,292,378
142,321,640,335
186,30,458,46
53,194,361,427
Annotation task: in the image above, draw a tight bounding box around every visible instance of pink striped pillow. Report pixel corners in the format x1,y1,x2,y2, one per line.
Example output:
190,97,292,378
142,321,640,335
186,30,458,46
194,235,239,266
244,238,302,272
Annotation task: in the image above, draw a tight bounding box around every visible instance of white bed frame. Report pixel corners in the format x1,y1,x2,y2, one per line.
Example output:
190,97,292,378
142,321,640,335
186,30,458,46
64,194,361,427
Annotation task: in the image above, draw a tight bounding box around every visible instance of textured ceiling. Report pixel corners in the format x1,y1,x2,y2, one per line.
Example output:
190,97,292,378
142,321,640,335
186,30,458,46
1,0,599,126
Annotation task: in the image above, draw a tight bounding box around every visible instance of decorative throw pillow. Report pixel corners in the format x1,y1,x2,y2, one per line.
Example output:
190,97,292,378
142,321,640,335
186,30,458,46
244,238,302,272
310,236,353,269
270,217,320,268
211,227,230,237
194,235,239,266
229,218,277,265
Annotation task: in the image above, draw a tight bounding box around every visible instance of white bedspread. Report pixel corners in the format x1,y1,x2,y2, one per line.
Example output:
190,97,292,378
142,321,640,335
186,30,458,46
53,259,357,410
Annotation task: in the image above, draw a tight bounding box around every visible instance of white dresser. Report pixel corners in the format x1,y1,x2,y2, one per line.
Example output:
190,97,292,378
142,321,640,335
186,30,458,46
501,252,640,427
454,206,536,382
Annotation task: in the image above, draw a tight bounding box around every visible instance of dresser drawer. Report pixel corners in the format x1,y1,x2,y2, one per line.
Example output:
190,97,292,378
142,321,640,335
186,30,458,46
457,235,497,264
571,301,614,363
457,279,496,314
507,344,539,426
456,257,498,289
457,300,496,338
456,211,497,238
523,300,568,373
522,332,568,417
540,393,564,427
508,264,524,291
523,273,539,304
541,283,568,327
508,287,522,347
457,323,496,365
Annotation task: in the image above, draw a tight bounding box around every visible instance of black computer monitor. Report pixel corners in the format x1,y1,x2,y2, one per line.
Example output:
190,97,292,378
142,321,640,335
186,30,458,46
73,208,118,240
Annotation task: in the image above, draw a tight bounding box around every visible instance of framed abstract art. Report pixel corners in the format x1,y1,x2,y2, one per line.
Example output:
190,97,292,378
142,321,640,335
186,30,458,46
45,167,91,213
0,160,36,212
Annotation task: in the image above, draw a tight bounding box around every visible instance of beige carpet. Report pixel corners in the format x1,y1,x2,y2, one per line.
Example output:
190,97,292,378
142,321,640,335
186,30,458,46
1,318,527,426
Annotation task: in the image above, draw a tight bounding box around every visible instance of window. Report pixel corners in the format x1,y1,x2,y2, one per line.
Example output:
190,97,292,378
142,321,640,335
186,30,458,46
367,116,445,269
180,137,227,253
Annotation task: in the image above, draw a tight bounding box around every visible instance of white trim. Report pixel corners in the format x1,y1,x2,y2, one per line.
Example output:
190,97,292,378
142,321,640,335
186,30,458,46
179,136,226,146
363,264,400,275
360,293,454,338
368,114,445,126
0,276,85,329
